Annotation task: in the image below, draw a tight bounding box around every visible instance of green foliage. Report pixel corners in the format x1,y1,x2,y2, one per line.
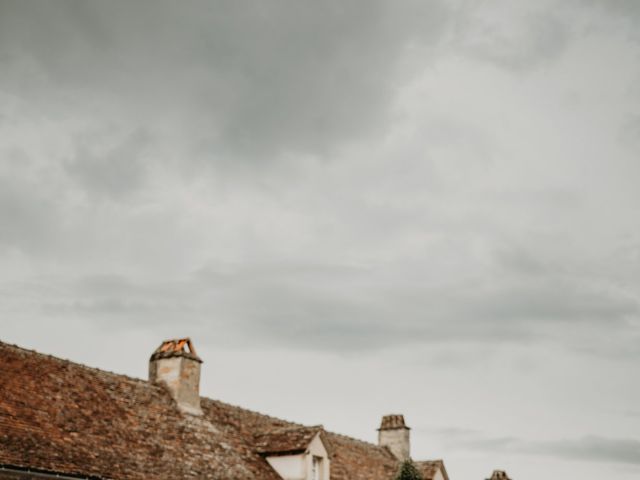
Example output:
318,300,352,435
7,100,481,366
394,460,423,480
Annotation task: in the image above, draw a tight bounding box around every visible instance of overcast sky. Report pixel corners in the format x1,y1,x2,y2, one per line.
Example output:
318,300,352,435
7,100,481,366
1,1,640,479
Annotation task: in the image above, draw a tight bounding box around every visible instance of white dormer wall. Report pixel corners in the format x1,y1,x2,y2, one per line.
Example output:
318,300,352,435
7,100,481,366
266,454,305,480
432,469,445,480
306,434,330,480
265,433,330,480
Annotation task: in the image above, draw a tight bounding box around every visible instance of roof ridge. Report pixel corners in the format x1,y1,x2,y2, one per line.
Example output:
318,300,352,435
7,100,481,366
1,339,411,463
202,396,307,428
326,430,389,450
0,340,285,480
1,341,324,432
255,424,324,435
0,340,152,388
271,424,324,431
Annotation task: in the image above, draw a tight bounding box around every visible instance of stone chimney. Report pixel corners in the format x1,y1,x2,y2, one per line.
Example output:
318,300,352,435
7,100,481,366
149,338,203,415
378,414,410,461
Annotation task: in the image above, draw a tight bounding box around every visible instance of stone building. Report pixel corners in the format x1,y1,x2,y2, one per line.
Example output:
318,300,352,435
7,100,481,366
0,338,449,480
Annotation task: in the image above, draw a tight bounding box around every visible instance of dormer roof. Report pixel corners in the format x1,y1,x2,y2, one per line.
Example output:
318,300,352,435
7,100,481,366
415,460,450,480
254,425,329,456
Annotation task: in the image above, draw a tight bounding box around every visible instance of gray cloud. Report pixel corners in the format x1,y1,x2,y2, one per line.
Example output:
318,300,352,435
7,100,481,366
431,427,640,466
0,0,451,160
0,178,49,250
65,129,151,199
586,0,640,20
620,115,640,151
0,154,62,253
535,437,640,465
20,251,639,357
451,5,571,71
2,3,640,479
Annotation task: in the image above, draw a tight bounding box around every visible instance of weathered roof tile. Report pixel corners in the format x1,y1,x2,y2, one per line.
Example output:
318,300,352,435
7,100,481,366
0,341,448,480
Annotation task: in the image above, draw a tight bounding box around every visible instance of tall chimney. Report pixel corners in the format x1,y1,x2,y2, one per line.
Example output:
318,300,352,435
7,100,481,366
149,338,203,415
378,414,410,461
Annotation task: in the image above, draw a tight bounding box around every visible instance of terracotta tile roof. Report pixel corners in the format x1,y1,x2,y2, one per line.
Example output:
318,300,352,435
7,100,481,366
415,460,450,480
0,340,448,480
253,426,325,455
327,433,399,480
0,341,278,480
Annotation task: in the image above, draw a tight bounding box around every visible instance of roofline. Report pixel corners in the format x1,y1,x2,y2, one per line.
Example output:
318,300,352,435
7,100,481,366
258,448,308,457
0,340,151,388
257,430,333,458
0,340,433,465
314,429,334,457
440,461,451,480
414,459,450,480
1,341,383,448
0,464,107,480
2,340,341,449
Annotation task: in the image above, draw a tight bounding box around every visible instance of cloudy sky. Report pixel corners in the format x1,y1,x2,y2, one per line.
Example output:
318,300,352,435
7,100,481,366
1,1,640,479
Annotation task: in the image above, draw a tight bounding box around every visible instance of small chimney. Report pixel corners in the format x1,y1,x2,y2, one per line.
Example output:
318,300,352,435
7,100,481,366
149,338,203,415
487,471,512,480
378,414,410,461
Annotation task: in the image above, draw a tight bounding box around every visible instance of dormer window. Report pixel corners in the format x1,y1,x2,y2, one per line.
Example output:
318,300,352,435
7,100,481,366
312,455,323,480
255,426,330,480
